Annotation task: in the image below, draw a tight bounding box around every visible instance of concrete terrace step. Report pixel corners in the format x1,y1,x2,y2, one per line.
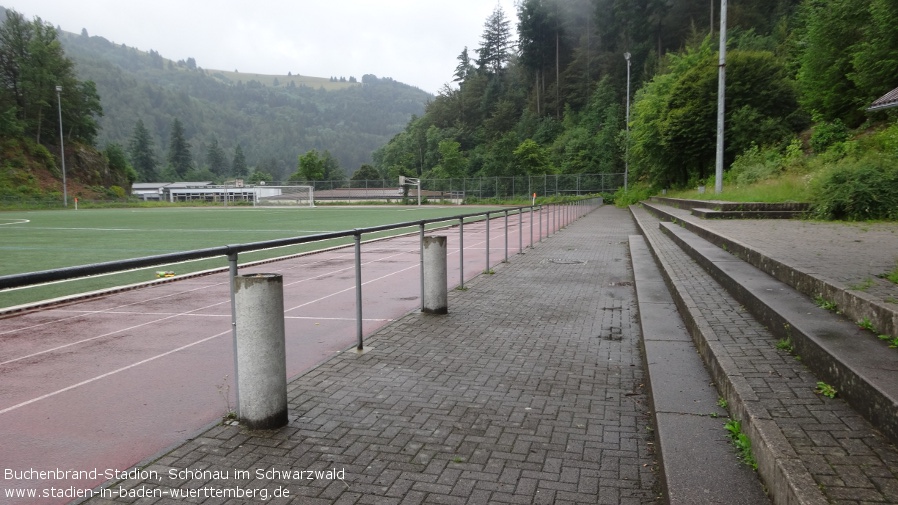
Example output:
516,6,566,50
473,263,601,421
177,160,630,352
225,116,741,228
650,196,811,213
641,201,898,353
656,219,898,446
629,235,770,504
650,197,809,220
690,208,807,220
630,204,898,505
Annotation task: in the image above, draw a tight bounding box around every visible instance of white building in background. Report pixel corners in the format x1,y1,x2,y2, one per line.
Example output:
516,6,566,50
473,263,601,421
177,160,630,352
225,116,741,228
130,182,309,205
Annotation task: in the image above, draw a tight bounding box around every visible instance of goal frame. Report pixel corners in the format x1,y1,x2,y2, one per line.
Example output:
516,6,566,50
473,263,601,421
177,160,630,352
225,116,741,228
253,185,315,207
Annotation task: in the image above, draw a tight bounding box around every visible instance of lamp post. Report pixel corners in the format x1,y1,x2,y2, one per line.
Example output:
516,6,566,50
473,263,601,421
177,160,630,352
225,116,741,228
714,0,727,194
624,52,631,192
56,85,67,207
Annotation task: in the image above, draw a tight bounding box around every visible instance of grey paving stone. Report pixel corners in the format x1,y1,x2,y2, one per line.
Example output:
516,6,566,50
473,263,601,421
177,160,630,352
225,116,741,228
84,206,660,504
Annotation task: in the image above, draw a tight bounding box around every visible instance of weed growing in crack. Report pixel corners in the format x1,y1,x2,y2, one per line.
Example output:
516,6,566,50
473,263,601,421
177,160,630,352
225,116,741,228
724,420,757,470
815,381,837,399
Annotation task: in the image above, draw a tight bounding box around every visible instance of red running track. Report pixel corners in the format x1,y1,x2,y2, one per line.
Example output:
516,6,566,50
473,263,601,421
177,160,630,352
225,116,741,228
0,205,581,504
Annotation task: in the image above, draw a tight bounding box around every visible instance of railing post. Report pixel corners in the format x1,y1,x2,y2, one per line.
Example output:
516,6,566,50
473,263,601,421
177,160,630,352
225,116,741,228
539,206,543,243
459,217,465,289
485,212,491,273
354,232,363,351
530,206,534,248
518,209,523,254
503,210,508,263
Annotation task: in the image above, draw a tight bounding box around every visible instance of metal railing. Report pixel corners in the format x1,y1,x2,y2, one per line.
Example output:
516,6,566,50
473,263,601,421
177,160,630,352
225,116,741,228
1,197,602,353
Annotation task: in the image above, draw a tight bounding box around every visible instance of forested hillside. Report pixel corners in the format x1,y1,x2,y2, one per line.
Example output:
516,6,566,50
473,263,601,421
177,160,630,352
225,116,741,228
0,4,432,189
58,30,431,182
374,0,898,219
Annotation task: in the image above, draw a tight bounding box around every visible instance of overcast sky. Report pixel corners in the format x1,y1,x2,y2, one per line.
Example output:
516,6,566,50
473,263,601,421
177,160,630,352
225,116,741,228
9,0,519,95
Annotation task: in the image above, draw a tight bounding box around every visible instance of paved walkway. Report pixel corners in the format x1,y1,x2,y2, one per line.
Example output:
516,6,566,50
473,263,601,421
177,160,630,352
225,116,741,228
85,206,660,505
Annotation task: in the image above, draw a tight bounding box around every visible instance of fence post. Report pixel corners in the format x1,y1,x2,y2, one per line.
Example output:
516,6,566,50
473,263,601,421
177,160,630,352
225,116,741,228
422,236,448,314
518,209,523,254
354,232,363,351
529,206,534,248
234,273,287,430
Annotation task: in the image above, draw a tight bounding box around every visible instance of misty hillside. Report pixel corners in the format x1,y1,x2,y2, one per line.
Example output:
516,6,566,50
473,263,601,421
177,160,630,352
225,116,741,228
28,9,433,181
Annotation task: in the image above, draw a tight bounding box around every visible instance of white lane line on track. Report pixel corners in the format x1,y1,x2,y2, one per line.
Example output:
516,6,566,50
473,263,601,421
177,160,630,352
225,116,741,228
0,249,417,364
0,330,230,416
0,221,498,368
0,218,521,414
0,282,222,336
0,299,231,367
36,311,390,322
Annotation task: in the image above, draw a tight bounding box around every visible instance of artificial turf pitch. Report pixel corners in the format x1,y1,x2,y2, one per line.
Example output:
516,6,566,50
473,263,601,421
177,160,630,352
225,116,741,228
0,205,501,308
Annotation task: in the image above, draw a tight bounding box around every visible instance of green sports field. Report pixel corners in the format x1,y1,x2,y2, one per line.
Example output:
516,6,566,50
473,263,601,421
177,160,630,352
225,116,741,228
0,205,503,308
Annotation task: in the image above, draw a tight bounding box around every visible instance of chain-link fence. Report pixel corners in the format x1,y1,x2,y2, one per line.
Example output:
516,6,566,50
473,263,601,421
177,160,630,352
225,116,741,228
2,174,623,209
293,173,624,201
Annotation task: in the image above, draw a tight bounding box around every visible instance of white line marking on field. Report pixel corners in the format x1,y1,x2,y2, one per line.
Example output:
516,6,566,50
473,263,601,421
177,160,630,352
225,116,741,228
0,219,29,226
0,330,229,416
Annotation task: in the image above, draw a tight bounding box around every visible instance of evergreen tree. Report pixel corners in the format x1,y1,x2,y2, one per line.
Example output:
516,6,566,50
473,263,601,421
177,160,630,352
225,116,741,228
205,137,228,176
0,10,100,145
128,118,157,181
232,144,248,178
453,47,476,84
477,5,513,74
166,117,192,178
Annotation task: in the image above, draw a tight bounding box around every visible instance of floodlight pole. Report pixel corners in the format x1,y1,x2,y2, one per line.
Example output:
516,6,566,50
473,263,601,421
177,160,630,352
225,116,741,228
56,85,67,207
624,52,631,192
714,0,727,194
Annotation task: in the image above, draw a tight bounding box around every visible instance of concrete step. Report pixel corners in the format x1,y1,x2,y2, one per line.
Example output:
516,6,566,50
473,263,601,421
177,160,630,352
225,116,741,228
642,200,898,352
629,234,770,504
630,204,898,505
656,218,898,445
650,196,811,214
690,208,807,220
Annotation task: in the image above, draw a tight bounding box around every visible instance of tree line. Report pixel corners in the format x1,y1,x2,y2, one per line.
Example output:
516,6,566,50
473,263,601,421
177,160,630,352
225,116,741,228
372,0,898,192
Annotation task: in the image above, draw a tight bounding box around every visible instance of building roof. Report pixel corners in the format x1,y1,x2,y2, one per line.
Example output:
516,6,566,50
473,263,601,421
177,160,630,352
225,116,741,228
868,86,898,111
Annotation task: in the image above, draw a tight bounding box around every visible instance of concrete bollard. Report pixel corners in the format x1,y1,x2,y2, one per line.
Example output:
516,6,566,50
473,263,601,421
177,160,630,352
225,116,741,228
234,273,288,430
422,236,448,314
